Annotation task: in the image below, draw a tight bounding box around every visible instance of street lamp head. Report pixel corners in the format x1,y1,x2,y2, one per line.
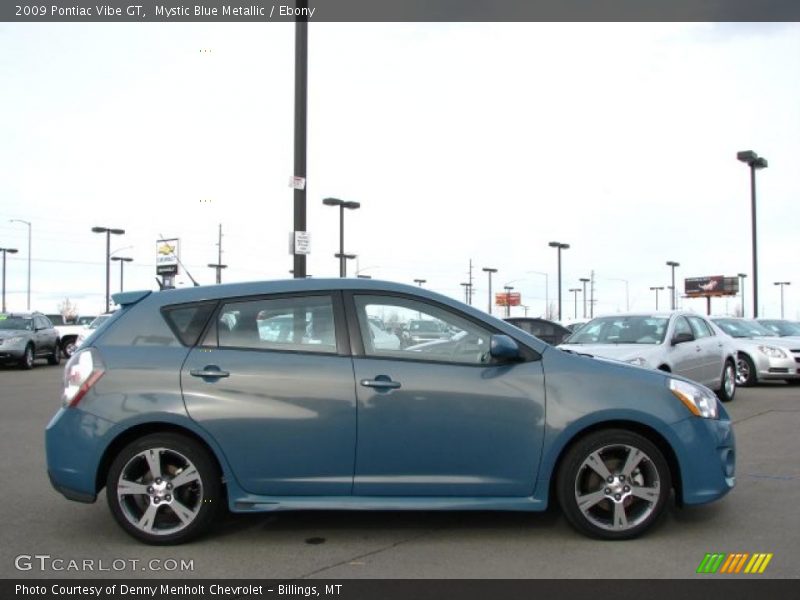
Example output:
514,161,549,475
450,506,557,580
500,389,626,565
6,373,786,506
1,248,19,254
736,150,757,164
738,273,747,278
549,241,570,249
666,261,680,268
579,277,590,283
774,281,791,286
92,226,125,235
334,253,356,260
91,226,107,233
112,256,134,263
753,157,768,170
342,201,360,210
649,286,664,291
322,198,343,207
482,267,497,273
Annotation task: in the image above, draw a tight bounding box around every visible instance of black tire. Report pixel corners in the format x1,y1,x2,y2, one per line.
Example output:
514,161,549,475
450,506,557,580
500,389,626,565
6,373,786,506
47,343,61,366
557,429,671,540
106,433,222,545
19,344,34,370
716,360,736,403
62,337,77,358
736,353,757,387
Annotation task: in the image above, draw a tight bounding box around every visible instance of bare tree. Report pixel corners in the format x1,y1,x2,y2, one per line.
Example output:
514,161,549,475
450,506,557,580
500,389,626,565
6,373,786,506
58,298,78,322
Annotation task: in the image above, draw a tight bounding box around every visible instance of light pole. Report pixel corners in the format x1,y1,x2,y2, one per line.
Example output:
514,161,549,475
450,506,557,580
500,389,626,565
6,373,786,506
737,150,768,318
91,227,125,313
482,267,497,315
111,257,133,292
1,247,19,312
738,273,747,317
323,198,360,277
666,261,680,310
9,219,31,310
650,286,665,310
774,281,790,319
414,278,426,287
579,277,590,318
569,288,581,319
503,285,514,317
292,10,308,279
460,282,471,303
334,253,357,277
548,241,570,321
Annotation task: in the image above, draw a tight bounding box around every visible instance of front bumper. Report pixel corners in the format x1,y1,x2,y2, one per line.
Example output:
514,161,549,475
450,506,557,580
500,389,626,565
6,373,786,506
754,351,800,381
671,413,736,505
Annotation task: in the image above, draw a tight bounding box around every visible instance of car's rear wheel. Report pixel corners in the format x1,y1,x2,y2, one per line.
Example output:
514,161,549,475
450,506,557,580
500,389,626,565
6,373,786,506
736,353,757,387
19,344,34,370
106,433,221,545
557,429,671,540
716,360,736,403
47,343,61,366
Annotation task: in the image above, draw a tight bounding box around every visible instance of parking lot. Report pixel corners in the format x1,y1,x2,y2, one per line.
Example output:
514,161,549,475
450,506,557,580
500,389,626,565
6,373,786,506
1,363,798,580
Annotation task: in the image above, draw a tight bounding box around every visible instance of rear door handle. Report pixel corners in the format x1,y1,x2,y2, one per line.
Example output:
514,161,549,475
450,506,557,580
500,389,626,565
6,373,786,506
190,366,230,379
360,378,401,389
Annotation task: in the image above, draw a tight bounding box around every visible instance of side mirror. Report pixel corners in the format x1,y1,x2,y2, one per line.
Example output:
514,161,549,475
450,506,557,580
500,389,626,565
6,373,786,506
671,332,694,346
489,334,521,361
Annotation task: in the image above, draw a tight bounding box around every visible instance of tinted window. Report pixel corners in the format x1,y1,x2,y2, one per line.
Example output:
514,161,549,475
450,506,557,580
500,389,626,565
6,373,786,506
566,316,667,345
0,316,32,330
687,316,713,339
214,295,337,354
355,295,491,365
673,316,692,338
162,303,216,346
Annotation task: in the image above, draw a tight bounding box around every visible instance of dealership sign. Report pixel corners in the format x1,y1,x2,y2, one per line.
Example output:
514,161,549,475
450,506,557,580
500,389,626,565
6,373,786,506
496,292,521,307
684,276,739,297
156,239,179,275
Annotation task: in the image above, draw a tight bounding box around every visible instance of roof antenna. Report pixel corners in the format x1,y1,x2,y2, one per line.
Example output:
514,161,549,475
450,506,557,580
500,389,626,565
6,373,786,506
158,235,200,287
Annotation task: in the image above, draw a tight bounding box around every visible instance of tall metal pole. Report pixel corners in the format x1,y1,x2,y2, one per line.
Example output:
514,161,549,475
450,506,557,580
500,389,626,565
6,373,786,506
483,268,497,315
292,9,308,279
0,248,17,312
338,205,345,277
774,282,790,319
738,273,747,317
749,165,758,318
10,220,31,310
104,231,111,313
580,277,589,318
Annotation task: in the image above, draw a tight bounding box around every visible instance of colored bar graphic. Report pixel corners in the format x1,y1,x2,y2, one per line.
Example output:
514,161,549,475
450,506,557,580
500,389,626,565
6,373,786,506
697,552,772,575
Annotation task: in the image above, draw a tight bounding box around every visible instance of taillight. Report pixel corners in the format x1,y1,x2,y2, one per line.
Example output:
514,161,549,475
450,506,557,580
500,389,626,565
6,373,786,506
62,348,105,408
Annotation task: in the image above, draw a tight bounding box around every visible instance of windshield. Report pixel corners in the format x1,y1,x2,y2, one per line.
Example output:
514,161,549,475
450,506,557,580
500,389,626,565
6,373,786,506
0,316,33,331
759,320,800,336
564,316,668,345
713,319,776,338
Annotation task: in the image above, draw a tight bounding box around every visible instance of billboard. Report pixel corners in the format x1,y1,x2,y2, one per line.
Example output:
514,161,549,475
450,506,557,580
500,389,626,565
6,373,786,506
685,276,739,297
156,239,179,275
496,292,521,306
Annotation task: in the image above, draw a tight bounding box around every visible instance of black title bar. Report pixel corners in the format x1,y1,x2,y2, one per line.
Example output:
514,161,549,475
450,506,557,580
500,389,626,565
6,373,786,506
3,0,800,22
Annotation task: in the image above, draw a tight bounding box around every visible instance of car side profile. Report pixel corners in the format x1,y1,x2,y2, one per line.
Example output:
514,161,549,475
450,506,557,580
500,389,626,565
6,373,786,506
559,312,737,402
0,312,61,369
504,317,572,345
46,280,735,544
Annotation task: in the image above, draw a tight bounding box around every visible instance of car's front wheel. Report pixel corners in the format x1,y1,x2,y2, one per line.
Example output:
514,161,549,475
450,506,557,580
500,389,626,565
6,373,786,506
106,433,222,545
736,353,757,387
716,360,736,403
557,429,671,540
62,337,78,358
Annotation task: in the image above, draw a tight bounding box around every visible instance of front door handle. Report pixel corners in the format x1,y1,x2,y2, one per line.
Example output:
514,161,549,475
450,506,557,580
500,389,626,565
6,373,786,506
360,378,401,389
190,366,230,379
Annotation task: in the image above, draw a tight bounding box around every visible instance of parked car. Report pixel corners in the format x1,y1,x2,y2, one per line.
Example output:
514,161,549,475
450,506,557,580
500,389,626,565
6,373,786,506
505,317,572,345
401,318,450,347
0,312,61,369
48,316,93,358
47,280,736,544
559,312,737,401
712,318,800,386
75,313,115,350
756,319,800,341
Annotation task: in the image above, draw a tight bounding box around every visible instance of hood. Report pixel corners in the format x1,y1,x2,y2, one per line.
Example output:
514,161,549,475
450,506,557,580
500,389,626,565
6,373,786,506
558,343,662,363
0,329,28,339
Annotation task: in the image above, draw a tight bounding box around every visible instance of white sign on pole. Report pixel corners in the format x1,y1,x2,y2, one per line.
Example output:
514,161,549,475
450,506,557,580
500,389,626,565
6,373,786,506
289,231,311,255
289,176,306,190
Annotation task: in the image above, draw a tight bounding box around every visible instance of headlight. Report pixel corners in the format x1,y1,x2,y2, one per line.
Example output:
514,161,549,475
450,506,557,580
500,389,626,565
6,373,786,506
626,357,649,367
669,378,719,419
757,345,788,359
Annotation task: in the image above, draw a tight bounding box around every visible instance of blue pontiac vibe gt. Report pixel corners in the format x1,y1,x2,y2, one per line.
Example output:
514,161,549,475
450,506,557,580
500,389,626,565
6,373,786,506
46,279,735,544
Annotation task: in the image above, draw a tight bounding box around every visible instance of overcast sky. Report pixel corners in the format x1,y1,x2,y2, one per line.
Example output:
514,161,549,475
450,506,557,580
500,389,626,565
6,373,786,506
1,22,798,319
